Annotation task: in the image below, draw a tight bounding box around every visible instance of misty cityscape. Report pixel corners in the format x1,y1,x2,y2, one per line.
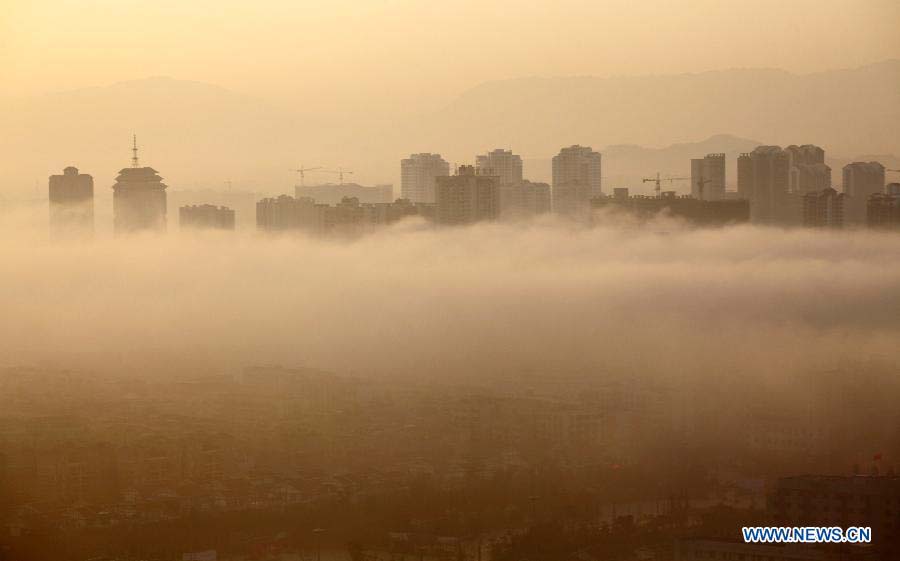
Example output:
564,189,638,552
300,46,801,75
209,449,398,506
2,2,900,561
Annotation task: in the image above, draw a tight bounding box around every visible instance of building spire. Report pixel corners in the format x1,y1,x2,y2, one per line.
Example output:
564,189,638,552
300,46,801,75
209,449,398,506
131,134,140,168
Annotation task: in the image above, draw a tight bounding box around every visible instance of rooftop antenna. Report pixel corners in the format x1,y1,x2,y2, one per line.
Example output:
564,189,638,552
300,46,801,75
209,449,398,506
131,134,140,168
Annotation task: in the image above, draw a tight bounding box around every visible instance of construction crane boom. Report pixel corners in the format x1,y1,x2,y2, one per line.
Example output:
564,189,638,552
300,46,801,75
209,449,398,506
319,167,354,185
289,165,323,188
642,173,689,197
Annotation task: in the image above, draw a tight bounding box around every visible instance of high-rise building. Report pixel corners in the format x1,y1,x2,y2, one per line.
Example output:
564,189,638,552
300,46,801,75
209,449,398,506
400,153,450,203
179,205,236,230
592,190,749,226
257,195,434,235
552,145,602,215
112,137,168,234
784,144,829,194
802,187,845,228
867,193,900,229
473,149,547,219
843,161,885,224
791,163,832,194
48,166,94,237
500,180,551,220
475,149,523,187
690,153,725,200
737,146,791,224
257,195,326,234
434,165,499,226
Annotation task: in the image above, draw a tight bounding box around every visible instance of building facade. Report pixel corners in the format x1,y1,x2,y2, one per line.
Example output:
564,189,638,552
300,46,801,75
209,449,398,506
434,165,499,226
737,146,791,224
785,144,830,194
843,162,886,225
112,140,168,234
179,205,236,230
552,145,602,216
400,153,450,204
500,180,551,220
802,187,844,228
690,153,725,200
867,193,900,229
257,195,433,235
591,189,749,226
48,166,94,238
475,149,523,187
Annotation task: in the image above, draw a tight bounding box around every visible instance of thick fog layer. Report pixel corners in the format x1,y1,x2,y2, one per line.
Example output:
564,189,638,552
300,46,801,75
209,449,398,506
2,208,898,383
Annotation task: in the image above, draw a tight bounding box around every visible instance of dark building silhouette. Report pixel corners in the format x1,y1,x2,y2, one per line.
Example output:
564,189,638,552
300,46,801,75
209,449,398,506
48,166,93,238
690,153,725,201
257,195,326,234
500,180,551,220
785,144,830,194
737,146,791,224
887,182,900,196
591,189,749,225
802,187,845,228
867,193,900,229
257,195,434,235
843,161,885,225
179,205,235,230
112,137,167,234
434,165,500,226
768,475,900,559
552,145,602,216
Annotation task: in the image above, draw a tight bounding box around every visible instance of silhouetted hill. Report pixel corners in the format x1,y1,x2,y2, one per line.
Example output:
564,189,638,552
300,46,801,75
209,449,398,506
425,60,900,160
1,62,898,198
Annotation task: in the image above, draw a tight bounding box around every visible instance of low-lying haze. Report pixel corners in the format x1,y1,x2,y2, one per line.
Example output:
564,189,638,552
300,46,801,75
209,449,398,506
3,208,898,384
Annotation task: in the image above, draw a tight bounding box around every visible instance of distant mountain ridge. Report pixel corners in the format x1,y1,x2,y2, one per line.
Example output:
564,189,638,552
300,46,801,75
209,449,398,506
424,60,900,160
0,61,898,197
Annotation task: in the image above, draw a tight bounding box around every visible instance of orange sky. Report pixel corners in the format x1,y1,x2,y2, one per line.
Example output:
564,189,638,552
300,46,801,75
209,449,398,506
3,0,899,109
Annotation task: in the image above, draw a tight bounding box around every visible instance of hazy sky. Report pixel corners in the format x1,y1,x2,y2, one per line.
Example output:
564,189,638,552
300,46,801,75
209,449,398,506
3,0,899,106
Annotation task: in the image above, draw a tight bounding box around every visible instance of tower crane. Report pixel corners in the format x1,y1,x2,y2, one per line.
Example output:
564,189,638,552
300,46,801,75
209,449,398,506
320,168,354,185
289,165,323,188
642,173,689,197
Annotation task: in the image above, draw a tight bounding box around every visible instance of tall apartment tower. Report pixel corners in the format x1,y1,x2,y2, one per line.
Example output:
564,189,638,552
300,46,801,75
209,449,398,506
842,161,885,225
434,165,499,226
802,187,845,228
48,166,94,237
475,149,523,186
785,145,830,194
552,145,602,215
867,193,900,229
400,153,450,203
690,153,725,200
737,146,791,224
112,137,168,234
